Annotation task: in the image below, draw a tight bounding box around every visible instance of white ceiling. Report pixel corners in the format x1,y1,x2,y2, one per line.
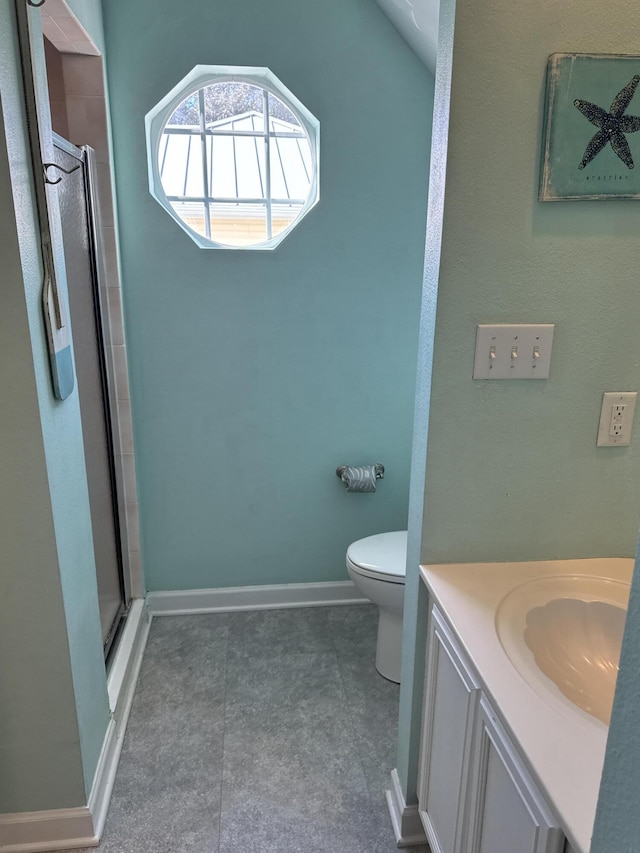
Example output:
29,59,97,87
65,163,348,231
374,0,439,74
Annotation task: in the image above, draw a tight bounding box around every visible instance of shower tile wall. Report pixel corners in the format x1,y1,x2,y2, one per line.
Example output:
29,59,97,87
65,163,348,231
44,39,69,138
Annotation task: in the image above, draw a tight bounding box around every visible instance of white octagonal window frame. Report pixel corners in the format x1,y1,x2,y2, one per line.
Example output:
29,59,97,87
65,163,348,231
145,65,320,250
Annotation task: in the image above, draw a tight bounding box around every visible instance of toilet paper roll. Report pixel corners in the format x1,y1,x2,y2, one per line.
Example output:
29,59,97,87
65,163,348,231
338,465,382,493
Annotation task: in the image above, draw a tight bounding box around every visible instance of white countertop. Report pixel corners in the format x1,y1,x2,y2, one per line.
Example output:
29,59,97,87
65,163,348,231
420,557,634,853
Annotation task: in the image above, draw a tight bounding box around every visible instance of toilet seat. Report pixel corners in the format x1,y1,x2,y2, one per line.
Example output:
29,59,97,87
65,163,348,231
346,531,407,584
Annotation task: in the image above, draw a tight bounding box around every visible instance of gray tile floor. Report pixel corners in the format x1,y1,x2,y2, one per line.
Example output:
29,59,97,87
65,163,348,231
69,605,429,852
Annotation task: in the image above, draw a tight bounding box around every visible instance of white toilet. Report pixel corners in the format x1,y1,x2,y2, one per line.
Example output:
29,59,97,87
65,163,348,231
346,531,407,684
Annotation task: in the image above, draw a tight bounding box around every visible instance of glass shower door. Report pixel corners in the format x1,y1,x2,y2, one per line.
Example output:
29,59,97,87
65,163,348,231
53,135,126,656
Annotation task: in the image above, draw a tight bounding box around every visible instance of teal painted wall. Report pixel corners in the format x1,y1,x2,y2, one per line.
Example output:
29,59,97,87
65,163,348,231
0,0,109,807
102,0,434,591
0,88,86,812
592,542,640,850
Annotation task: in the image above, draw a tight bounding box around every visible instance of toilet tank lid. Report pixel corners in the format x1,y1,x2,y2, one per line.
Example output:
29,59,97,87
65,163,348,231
347,531,408,578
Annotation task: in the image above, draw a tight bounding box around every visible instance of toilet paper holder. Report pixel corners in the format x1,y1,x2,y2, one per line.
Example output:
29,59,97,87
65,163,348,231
336,463,385,480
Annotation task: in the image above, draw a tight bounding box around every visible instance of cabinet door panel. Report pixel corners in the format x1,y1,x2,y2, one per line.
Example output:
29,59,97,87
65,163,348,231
478,740,541,853
418,608,480,853
468,698,564,853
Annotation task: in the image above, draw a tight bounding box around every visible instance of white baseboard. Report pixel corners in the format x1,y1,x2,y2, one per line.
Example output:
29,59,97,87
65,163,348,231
147,580,368,616
385,768,428,848
93,598,151,836
0,808,97,852
0,600,150,852
107,599,150,722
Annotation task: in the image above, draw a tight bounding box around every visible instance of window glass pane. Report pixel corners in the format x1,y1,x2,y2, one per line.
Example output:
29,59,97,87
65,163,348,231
209,135,237,198
208,133,266,200
148,67,318,248
160,132,205,198
209,202,267,247
268,92,300,128
204,82,265,126
271,203,304,238
268,138,288,199
170,201,208,237
269,137,312,200
247,112,265,134
226,113,264,134
168,93,199,126
298,137,313,178
270,116,304,137
234,135,266,199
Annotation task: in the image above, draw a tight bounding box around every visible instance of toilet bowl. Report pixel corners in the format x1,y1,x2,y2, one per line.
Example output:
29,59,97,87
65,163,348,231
346,531,407,683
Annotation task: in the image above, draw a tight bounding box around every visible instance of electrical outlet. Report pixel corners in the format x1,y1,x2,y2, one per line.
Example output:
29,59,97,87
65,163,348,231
610,405,626,436
597,393,637,446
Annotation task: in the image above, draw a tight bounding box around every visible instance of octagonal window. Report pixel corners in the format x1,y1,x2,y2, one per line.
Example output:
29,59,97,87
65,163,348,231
145,66,319,250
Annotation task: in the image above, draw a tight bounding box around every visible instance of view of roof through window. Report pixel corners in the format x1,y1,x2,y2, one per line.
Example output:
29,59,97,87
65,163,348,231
158,82,313,248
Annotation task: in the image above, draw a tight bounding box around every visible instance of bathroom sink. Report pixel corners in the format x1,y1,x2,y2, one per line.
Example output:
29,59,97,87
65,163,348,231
496,575,630,725
523,598,625,724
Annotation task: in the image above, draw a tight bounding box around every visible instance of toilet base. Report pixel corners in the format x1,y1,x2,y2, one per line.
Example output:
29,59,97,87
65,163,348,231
375,607,403,684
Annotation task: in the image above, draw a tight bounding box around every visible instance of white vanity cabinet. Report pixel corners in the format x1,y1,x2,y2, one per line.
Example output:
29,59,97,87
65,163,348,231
417,605,565,853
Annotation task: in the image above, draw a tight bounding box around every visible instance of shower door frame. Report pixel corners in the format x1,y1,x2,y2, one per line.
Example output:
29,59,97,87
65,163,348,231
53,133,130,656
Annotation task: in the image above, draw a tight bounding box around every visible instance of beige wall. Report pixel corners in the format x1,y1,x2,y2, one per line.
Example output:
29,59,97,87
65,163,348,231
398,0,640,814
421,0,640,565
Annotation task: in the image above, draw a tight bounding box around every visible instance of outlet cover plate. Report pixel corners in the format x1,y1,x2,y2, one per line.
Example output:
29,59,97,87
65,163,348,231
473,324,555,379
597,392,637,447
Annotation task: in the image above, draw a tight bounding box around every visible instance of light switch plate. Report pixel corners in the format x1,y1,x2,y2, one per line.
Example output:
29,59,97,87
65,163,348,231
597,392,637,446
473,324,555,379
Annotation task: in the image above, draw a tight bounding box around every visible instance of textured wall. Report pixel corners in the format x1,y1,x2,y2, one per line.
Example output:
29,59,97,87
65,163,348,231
397,0,456,804
0,90,86,814
102,0,434,591
592,538,640,850
395,0,640,827
0,0,109,807
421,0,640,564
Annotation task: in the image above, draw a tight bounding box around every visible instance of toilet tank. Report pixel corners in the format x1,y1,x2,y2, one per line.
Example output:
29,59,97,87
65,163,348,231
374,0,439,74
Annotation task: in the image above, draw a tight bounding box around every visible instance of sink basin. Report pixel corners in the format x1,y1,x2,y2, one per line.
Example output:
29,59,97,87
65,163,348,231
496,575,630,725
524,598,625,724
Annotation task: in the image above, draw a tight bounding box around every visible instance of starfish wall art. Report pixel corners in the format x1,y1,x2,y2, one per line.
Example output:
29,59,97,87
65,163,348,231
540,53,640,200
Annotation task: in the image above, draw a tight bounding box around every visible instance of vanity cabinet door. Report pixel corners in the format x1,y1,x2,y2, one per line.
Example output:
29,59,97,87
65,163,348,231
417,607,481,853
466,696,564,853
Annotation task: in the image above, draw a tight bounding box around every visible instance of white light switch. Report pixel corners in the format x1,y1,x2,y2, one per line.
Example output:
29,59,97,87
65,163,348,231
597,392,637,446
473,324,555,379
